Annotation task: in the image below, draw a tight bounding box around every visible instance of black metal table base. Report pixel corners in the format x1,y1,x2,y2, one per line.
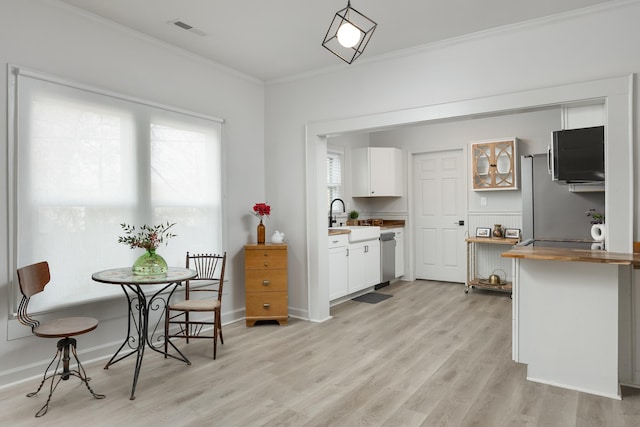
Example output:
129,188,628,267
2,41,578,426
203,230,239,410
104,282,190,400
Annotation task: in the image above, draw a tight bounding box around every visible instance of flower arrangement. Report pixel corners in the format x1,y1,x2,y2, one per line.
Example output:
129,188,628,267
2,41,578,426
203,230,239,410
118,222,177,251
585,209,604,224
252,203,271,221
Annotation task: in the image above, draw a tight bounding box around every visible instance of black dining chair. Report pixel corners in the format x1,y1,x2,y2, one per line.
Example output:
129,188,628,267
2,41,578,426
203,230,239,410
16,261,105,417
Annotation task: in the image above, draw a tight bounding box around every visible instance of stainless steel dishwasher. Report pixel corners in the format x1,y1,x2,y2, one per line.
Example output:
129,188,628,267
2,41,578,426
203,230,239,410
379,231,396,287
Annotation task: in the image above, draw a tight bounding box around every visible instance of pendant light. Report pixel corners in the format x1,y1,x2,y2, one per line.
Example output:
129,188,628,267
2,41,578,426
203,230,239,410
322,0,377,64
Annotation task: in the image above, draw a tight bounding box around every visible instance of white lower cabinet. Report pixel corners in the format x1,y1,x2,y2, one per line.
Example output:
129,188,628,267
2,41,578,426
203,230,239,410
348,239,380,293
328,235,349,300
329,235,381,301
365,240,381,287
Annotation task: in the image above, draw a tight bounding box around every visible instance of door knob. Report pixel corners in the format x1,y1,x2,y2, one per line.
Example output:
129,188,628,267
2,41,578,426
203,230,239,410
454,220,465,226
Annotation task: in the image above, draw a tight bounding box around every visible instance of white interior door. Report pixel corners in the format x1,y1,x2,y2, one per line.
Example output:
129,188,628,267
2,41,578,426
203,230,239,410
414,150,466,282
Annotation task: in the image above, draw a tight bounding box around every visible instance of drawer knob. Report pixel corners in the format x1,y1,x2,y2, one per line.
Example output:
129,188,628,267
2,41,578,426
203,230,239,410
264,262,269,267
262,280,270,286
263,303,270,308
263,252,269,256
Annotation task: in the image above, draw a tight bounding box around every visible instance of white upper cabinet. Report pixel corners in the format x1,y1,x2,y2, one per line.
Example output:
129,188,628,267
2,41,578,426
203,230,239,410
351,147,403,197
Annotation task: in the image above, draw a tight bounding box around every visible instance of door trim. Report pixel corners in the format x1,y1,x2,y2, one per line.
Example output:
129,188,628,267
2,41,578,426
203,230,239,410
305,75,633,322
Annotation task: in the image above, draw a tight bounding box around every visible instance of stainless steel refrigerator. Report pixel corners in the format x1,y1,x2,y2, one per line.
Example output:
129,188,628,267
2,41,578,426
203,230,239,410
521,154,604,245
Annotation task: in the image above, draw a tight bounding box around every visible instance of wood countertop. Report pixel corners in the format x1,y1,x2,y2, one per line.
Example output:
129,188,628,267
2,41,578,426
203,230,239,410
327,220,405,236
502,245,640,266
378,220,406,229
328,228,350,236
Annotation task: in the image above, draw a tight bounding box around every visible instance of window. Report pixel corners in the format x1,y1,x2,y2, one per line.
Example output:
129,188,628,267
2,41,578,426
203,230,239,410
327,146,344,210
8,66,224,314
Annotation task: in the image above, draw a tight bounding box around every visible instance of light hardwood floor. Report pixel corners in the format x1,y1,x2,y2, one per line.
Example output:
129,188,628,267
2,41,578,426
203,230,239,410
2,280,640,426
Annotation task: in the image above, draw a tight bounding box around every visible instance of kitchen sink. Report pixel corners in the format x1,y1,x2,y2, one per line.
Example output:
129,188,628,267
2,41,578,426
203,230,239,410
333,226,381,243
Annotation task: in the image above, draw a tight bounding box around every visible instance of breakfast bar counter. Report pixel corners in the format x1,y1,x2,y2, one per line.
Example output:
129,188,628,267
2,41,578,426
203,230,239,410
502,245,640,265
502,246,639,399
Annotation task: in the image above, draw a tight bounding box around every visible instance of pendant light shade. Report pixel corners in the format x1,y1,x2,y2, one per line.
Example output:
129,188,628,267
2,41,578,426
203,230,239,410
322,0,377,64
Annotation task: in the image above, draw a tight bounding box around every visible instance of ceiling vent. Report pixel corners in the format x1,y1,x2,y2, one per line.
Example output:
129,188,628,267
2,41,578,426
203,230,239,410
168,19,207,36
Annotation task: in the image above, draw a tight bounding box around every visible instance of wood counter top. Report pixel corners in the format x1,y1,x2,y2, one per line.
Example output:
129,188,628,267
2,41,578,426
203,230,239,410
328,229,351,236
378,220,405,229
502,245,640,265
327,220,405,236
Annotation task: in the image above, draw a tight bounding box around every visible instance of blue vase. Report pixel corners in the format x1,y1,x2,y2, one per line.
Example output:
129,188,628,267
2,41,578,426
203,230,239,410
133,249,168,275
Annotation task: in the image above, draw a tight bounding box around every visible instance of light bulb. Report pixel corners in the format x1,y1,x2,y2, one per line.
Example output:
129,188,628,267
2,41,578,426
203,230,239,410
336,22,361,48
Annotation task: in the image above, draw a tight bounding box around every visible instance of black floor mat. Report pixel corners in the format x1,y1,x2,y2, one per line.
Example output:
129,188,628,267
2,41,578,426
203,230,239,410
352,292,393,304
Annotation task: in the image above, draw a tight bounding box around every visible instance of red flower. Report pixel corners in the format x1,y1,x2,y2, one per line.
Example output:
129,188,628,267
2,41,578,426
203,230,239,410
252,203,271,219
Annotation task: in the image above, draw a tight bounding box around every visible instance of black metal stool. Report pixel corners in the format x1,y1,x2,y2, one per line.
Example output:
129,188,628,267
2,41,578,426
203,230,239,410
17,261,105,417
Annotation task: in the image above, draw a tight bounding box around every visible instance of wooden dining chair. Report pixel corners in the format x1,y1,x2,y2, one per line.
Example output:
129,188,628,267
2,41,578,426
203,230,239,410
16,261,105,417
165,252,227,359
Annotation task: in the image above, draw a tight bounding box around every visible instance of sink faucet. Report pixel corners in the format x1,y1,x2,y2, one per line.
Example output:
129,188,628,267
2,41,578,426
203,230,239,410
329,198,345,227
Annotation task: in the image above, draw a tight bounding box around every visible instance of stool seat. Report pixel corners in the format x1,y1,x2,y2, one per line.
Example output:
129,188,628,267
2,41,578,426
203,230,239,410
34,317,99,338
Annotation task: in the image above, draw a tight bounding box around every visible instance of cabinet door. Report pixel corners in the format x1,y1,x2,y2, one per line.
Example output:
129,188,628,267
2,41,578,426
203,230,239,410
348,242,366,292
351,148,370,197
351,147,403,197
363,240,381,287
369,148,402,196
329,246,348,300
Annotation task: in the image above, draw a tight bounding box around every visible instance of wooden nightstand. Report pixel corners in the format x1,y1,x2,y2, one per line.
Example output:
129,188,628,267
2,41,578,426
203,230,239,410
244,243,288,326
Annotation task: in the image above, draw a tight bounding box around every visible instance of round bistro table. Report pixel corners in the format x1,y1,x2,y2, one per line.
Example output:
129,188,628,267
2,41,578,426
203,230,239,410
92,267,197,400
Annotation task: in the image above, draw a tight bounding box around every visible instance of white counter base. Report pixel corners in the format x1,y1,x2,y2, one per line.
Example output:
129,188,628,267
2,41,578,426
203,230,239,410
514,259,621,399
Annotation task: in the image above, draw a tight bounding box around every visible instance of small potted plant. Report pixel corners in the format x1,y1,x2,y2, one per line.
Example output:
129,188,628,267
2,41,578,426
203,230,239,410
585,208,604,224
347,210,359,226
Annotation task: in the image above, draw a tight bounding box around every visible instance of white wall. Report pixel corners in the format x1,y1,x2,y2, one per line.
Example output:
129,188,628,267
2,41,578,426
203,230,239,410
265,1,638,317
0,0,264,386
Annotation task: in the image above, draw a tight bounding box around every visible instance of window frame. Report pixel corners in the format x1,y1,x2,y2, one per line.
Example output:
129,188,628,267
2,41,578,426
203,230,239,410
327,144,345,211
7,64,226,318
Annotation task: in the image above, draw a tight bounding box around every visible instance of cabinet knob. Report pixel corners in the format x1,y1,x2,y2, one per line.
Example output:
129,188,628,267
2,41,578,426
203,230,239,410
264,262,269,267
263,303,270,308
263,252,269,256
262,280,270,286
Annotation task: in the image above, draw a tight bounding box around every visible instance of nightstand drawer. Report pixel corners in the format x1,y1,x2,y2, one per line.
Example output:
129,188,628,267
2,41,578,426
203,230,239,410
245,292,288,317
245,269,287,292
245,250,287,269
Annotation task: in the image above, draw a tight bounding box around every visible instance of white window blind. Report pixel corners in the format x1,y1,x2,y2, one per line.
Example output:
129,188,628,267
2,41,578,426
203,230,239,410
8,66,224,314
327,148,343,210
